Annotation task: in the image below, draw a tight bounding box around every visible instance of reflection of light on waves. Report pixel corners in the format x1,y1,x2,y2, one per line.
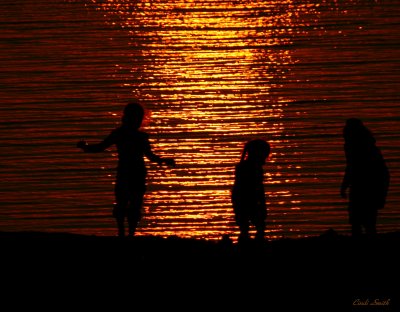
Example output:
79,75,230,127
91,0,298,239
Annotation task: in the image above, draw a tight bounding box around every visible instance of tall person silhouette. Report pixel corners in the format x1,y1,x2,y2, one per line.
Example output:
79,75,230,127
340,118,390,237
232,139,271,243
77,102,175,237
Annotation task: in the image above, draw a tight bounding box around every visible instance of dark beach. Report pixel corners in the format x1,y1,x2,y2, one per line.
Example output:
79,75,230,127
2,230,399,310
2,229,400,261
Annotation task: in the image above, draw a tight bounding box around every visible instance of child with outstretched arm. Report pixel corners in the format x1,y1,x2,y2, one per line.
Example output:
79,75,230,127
77,102,175,237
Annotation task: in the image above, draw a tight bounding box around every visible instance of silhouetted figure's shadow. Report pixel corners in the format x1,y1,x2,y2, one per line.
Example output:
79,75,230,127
340,118,390,237
77,102,175,237
232,139,270,243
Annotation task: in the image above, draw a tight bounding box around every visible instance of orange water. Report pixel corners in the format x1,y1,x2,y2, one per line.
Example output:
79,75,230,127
0,0,399,240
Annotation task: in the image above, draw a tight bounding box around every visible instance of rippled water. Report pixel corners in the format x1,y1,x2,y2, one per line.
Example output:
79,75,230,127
0,0,399,240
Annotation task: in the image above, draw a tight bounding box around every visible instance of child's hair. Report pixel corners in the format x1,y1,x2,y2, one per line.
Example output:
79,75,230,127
122,102,145,129
343,118,375,145
240,139,270,162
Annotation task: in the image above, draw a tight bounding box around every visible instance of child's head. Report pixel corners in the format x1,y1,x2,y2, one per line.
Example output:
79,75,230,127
241,139,270,165
122,102,144,129
343,118,375,146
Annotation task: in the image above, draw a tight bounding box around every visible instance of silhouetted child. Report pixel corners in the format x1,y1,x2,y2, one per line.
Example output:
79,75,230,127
232,139,271,243
340,118,390,237
77,102,175,237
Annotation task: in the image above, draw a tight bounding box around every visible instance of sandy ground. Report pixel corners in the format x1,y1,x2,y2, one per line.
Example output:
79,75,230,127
1,230,399,310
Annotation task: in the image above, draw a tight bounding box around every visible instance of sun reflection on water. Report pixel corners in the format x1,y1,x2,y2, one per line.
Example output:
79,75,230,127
90,0,301,240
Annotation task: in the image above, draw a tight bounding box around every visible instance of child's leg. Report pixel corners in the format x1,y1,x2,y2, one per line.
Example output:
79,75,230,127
127,191,144,236
255,219,265,241
364,209,378,238
113,202,126,237
349,202,363,238
238,221,250,243
114,183,128,237
234,204,249,243
351,223,362,237
365,223,377,237
252,207,266,241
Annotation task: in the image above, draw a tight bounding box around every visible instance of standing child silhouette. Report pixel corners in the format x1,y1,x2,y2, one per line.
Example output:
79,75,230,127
232,139,270,243
340,118,389,237
77,102,175,237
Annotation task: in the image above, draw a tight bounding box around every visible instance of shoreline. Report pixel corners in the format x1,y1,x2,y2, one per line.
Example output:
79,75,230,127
2,229,399,259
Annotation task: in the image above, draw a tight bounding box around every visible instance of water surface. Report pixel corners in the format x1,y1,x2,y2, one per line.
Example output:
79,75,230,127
0,0,399,239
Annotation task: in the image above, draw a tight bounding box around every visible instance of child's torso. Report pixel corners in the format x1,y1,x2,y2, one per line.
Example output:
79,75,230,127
113,127,148,172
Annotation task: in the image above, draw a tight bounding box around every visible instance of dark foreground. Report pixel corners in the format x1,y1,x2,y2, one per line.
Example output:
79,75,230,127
2,230,399,310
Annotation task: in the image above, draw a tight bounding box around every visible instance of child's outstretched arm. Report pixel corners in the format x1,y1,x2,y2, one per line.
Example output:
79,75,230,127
143,135,175,167
77,132,116,153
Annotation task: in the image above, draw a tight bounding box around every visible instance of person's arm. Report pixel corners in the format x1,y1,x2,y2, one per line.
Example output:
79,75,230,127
143,135,175,167
255,169,266,207
340,172,350,199
377,150,390,209
340,145,351,199
77,130,117,153
257,182,266,208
